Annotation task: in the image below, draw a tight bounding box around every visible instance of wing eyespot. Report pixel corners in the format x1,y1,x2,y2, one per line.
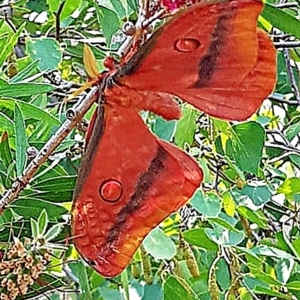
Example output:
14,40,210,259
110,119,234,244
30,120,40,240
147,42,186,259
174,38,200,53
99,179,123,203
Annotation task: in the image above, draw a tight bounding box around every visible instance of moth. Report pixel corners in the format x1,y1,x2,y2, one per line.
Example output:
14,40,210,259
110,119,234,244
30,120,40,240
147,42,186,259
72,0,276,277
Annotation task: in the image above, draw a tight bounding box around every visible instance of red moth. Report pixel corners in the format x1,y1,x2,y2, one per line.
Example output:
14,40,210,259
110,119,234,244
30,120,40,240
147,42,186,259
72,0,276,277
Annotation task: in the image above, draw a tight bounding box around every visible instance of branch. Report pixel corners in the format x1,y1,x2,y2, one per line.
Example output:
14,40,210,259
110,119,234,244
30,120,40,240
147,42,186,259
275,2,299,8
55,1,66,41
268,94,299,106
0,87,98,213
274,41,300,48
283,48,300,104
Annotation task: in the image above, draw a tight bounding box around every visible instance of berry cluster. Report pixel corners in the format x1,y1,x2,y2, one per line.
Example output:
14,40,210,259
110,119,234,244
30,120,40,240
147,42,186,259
0,237,52,300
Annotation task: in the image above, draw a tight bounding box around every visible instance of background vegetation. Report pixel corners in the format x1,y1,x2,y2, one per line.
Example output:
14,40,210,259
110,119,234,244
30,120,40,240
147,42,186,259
0,0,300,299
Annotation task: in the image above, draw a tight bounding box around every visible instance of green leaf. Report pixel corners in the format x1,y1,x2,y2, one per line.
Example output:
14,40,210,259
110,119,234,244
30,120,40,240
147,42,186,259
252,245,293,259
98,0,135,19
174,106,197,148
0,131,13,170
277,177,300,201
183,228,218,251
216,258,231,290
27,0,48,12
29,176,76,202
152,116,176,141
255,286,292,300
164,276,193,300
0,112,14,135
0,82,55,97
222,191,236,217
27,38,62,71
68,261,92,300
96,6,120,47
37,209,49,236
205,225,244,246
60,0,83,21
9,60,41,83
262,4,300,39
233,185,273,208
0,23,25,67
276,258,294,284
143,284,163,300
30,218,39,240
286,123,300,141
143,227,176,260
12,198,68,221
252,269,283,287
286,281,300,291
237,206,268,229
209,215,239,232
44,223,64,242
225,121,265,175
291,238,300,258
99,286,123,300
14,103,28,176
0,100,61,137
191,191,221,217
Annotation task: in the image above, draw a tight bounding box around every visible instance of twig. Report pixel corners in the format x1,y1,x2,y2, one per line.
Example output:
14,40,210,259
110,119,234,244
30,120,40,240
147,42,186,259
283,48,300,104
275,2,299,8
0,86,98,213
55,1,66,41
117,8,165,57
265,142,300,155
274,41,300,48
269,94,299,106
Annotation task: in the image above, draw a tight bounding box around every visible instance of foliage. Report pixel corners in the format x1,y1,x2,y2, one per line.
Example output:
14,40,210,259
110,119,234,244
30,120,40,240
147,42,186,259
0,0,300,299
